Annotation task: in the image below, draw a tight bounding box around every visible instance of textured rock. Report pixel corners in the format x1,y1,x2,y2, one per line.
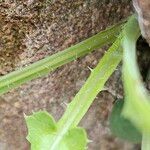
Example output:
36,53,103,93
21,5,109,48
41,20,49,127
133,0,150,45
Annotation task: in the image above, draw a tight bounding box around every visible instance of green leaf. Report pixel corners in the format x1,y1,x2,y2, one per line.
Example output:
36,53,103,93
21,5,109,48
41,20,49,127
57,32,123,130
0,22,124,95
62,128,87,150
122,16,150,149
25,111,57,150
26,26,124,150
49,32,123,149
25,111,87,150
25,17,140,150
109,100,142,143
122,15,150,133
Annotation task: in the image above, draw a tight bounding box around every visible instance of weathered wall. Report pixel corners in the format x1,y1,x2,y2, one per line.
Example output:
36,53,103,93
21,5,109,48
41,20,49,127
0,0,137,150
133,0,150,45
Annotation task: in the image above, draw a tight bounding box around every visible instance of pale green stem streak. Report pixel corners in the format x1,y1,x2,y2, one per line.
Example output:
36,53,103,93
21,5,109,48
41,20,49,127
49,35,123,149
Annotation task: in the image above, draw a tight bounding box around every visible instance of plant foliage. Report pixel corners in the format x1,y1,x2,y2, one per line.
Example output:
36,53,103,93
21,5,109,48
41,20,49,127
109,99,142,143
0,22,123,95
26,21,124,150
25,111,87,150
0,14,149,150
122,16,150,150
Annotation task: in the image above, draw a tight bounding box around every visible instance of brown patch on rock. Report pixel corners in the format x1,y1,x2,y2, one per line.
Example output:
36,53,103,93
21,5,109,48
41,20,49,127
133,0,150,45
0,14,27,74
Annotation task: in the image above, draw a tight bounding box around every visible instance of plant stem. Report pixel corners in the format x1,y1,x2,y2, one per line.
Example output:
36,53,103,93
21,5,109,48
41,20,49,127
142,133,150,150
58,35,122,128
0,22,123,95
49,34,123,149
122,16,150,134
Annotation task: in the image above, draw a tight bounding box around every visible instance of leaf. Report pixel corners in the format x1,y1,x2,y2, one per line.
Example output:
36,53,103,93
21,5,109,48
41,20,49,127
25,111,57,150
109,100,142,143
48,32,123,149
0,22,124,95
122,15,150,149
62,128,87,150
25,16,141,150
57,32,123,130
25,111,87,150
26,25,124,150
122,15,150,134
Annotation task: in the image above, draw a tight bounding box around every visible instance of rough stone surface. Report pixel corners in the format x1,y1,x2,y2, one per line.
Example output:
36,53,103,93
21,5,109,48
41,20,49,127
0,0,139,150
133,0,150,45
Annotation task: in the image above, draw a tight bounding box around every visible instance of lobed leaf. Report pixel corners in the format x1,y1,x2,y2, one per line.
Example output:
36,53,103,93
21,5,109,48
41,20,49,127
25,111,87,150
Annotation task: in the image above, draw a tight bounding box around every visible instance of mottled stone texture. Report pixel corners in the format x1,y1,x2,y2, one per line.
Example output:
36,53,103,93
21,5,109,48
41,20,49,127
133,0,150,45
0,0,138,150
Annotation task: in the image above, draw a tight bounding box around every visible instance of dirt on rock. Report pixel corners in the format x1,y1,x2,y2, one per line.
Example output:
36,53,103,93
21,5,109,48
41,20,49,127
0,0,139,150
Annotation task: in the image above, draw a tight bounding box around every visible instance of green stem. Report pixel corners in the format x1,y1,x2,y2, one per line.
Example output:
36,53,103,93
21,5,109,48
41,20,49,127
50,34,123,149
142,133,150,150
0,22,123,95
58,37,122,128
122,16,150,135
